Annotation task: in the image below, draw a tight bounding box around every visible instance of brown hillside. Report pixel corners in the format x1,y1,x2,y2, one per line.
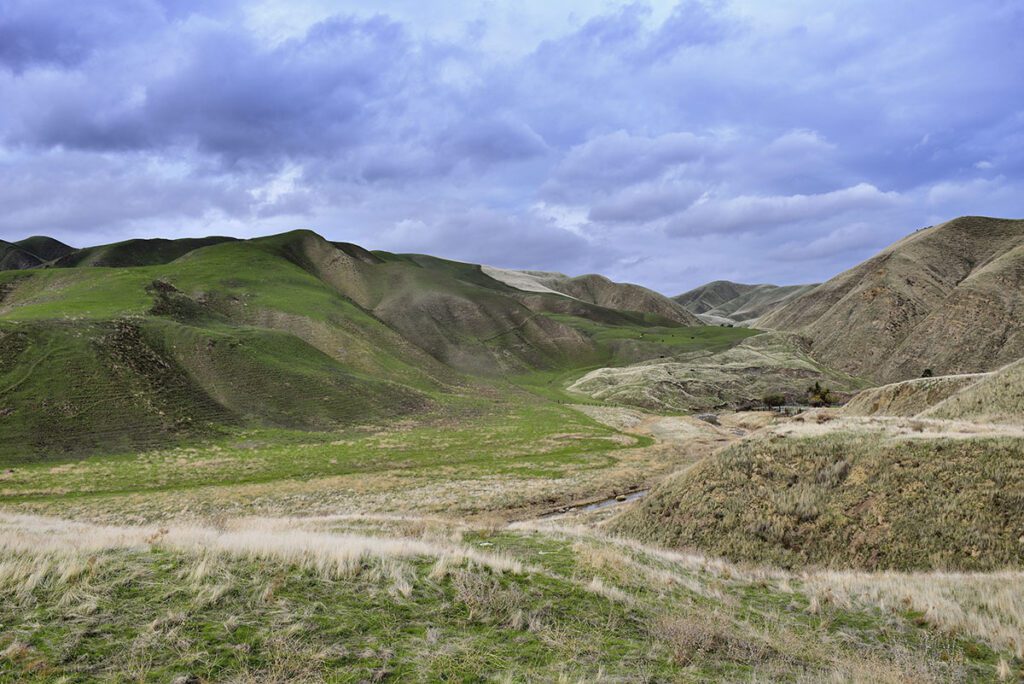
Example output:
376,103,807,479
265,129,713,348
759,216,1024,382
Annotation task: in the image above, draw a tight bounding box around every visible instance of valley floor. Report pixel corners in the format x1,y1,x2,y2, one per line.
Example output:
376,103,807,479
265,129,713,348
1,401,1022,682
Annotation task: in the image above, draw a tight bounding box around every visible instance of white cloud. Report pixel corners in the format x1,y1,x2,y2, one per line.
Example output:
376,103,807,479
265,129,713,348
668,183,902,235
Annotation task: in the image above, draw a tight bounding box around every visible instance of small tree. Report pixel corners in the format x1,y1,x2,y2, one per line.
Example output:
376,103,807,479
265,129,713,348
762,393,785,408
806,381,833,407
921,368,934,378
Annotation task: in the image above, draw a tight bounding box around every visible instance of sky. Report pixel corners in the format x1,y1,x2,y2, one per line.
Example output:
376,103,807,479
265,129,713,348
0,1,1022,294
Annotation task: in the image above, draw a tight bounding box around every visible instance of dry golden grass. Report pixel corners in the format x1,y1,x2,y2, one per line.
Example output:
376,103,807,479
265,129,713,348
0,512,529,583
805,570,1024,659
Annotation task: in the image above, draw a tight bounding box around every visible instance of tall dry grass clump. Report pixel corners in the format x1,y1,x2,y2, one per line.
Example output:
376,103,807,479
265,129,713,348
806,570,1024,658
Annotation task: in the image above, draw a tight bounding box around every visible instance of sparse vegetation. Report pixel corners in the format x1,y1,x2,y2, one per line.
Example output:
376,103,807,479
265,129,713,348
759,216,1024,383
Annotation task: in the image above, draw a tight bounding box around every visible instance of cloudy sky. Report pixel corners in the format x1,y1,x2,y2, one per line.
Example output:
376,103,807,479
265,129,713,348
1,0,1021,293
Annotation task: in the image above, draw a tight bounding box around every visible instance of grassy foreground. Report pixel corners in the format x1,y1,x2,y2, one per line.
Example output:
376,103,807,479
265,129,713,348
0,513,1018,682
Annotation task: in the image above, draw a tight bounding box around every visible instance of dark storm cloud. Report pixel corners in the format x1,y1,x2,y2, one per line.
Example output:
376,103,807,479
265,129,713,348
0,0,1021,292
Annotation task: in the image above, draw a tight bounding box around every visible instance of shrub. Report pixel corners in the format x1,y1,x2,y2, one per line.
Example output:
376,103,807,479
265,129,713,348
806,382,833,407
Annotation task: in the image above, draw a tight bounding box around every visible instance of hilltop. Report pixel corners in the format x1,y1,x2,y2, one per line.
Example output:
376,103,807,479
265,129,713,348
759,216,1024,383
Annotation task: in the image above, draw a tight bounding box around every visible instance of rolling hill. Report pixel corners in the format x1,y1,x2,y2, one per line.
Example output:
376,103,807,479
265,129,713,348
674,281,817,326
759,216,1024,383
0,237,75,270
567,332,866,411
0,230,715,462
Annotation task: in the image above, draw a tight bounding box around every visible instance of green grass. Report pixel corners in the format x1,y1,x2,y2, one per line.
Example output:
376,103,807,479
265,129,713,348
0,315,437,464
0,399,628,502
0,231,761,462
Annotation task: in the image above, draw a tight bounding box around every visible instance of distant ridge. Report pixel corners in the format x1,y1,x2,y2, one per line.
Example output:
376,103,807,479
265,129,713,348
484,266,702,326
674,280,817,326
53,236,238,268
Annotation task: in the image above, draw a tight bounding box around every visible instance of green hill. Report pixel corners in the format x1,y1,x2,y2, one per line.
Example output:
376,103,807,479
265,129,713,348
0,234,450,462
52,236,238,268
13,236,75,262
0,230,724,463
0,242,43,271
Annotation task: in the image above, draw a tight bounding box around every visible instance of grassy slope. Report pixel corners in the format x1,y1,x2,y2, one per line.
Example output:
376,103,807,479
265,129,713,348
842,373,989,417
924,358,1024,423
615,431,1024,572
0,514,1014,682
0,398,631,509
0,236,457,463
0,230,754,462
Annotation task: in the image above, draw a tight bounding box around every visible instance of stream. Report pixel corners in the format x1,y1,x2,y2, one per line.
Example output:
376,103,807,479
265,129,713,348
536,489,650,520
